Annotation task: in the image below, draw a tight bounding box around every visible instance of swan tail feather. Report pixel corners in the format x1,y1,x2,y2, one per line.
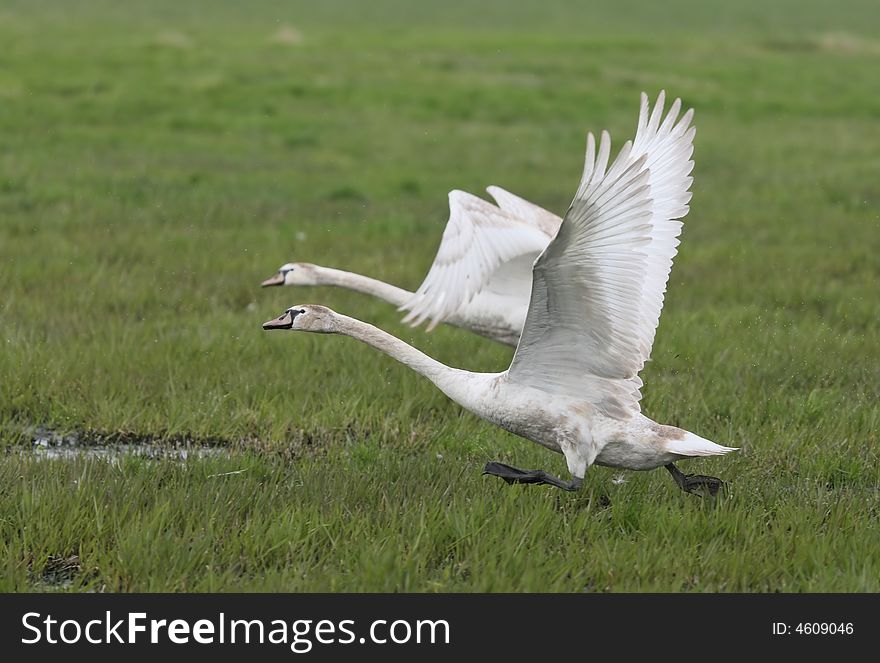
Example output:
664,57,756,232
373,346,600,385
666,431,738,457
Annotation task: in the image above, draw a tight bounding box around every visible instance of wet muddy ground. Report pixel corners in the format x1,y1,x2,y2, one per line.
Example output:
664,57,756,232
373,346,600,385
21,427,228,461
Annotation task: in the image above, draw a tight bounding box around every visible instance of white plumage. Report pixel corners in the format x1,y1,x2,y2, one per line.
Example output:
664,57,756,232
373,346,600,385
399,189,552,332
509,91,696,419
262,186,560,346
265,93,698,354
265,91,737,494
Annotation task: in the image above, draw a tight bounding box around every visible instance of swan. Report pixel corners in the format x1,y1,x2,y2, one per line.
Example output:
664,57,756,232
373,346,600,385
264,92,697,350
263,91,737,494
260,186,561,346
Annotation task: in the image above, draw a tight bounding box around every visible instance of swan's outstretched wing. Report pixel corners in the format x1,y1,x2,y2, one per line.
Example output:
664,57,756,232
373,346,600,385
485,186,563,238
507,92,695,419
400,190,549,331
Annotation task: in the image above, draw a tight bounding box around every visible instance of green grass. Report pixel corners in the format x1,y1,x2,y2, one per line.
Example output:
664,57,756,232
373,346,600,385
1,0,878,591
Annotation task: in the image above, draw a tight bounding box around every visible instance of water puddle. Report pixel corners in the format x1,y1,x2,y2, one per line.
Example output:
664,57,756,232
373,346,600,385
25,428,227,461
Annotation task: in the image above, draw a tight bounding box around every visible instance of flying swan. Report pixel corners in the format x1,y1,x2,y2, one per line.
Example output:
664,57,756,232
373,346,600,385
261,186,561,346
263,92,737,494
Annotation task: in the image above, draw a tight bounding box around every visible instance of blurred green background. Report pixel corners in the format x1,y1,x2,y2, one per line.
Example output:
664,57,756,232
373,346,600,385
0,1,877,591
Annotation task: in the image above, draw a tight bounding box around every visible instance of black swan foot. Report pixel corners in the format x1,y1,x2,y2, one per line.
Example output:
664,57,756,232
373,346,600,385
665,463,724,497
483,461,583,492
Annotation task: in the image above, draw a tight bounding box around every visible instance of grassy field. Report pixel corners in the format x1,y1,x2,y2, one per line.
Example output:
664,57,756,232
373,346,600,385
1,0,878,591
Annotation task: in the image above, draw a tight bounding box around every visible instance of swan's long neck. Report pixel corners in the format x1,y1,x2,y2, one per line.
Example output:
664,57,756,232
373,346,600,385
313,266,411,308
333,314,478,404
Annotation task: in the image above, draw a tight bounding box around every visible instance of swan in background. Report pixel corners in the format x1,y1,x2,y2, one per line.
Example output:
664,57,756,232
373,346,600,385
261,186,561,346
263,92,737,494
264,92,697,349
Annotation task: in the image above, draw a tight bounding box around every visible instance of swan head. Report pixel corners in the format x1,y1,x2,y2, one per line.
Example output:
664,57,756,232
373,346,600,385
262,305,339,333
260,262,319,287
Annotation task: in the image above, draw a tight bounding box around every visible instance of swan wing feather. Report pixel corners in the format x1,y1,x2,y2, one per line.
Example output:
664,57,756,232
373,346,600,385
507,92,695,419
485,185,563,238
400,190,549,331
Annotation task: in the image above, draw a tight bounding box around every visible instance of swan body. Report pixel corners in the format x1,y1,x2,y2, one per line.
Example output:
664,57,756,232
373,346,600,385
263,306,734,488
262,186,561,346
263,92,738,492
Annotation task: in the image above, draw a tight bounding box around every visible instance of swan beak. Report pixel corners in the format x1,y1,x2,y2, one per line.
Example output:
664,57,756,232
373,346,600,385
262,311,293,330
261,272,285,287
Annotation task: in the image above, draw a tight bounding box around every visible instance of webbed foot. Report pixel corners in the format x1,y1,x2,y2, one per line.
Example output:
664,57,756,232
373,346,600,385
483,461,583,492
665,463,724,497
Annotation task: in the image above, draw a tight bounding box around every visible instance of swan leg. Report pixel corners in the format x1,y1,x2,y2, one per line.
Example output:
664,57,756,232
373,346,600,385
664,463,724,497
482,461,583,492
